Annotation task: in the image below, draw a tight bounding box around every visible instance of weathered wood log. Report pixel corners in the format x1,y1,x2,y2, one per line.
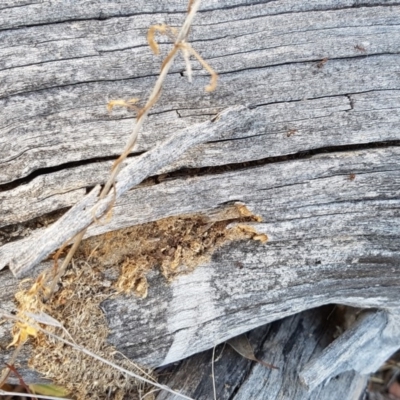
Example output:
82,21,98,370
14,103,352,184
1,0,400,397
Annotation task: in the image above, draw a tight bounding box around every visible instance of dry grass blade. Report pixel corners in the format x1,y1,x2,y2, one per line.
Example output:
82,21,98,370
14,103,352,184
102,0,202,196
0,390,71,400
181,43,218,91
0,342,23,387
4,363,35,398
46,230,85,297
41,329,194,400
44,0,206,288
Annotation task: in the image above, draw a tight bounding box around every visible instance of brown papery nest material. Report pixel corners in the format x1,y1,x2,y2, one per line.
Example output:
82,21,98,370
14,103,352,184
13,205,267,399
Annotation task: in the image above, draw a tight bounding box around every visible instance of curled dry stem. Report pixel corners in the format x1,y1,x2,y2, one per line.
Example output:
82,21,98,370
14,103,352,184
100,0,204,196
48,0,213,294
107,98,140,113
147,24,178,55
178,42,218,92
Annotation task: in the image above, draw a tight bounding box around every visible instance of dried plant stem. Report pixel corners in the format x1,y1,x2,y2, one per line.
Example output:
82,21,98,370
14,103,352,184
46,230,86,298
52,0,203,290
102,0,201,196
182,43,218,92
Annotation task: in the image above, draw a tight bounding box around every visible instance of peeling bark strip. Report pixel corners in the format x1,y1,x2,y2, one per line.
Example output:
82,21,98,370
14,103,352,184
1,0,400,397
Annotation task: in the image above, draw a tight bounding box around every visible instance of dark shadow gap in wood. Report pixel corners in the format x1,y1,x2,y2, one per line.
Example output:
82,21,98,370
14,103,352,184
1,138,398,195
0,151,145,193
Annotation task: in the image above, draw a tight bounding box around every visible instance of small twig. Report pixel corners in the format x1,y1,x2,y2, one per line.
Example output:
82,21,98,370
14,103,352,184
181,43,218,91
103,0,202,197
46,229,86,298
114,351,156,383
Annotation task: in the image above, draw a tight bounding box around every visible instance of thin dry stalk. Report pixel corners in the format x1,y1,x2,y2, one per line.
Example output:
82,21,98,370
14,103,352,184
103,0,202,196
0,342,23,387
47,0,210,292
47,230,85,297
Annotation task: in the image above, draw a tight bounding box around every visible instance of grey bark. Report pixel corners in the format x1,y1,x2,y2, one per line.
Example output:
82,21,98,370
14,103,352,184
1,0,400,398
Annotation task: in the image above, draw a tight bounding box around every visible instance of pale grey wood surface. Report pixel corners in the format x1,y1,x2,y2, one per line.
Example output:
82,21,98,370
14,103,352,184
1,0,400,397
1,3,400,184
300,308,400,390
2,144,399,274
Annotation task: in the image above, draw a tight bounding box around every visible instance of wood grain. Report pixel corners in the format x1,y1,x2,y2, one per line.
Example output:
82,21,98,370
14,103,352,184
1,0,400,397
1,4,399,184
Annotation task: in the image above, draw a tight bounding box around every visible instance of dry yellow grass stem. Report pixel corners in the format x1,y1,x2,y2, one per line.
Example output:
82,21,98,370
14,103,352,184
48,0,217,298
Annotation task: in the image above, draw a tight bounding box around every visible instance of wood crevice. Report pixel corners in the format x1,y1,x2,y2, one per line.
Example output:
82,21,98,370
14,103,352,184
215,52,400,77
0,139,398,196
250,88,400,109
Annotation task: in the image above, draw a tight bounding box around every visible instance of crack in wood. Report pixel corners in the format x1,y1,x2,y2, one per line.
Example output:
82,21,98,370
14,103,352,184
1,139,398,195
0,152,143,193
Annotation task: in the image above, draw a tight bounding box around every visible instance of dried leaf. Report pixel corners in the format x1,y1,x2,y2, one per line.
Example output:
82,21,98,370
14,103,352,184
29,383,70,398
8,322,38,347
227,334,278,370
107,98,139,112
